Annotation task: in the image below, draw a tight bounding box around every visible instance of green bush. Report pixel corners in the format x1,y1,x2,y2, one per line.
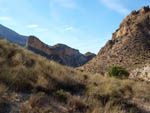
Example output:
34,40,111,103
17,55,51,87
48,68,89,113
108,66,129,79
55,90,67,103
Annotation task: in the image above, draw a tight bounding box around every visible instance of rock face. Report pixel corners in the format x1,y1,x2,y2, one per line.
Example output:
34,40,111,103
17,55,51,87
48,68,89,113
130,65,150,82
0,24,27,46
84,52,96,61
26,36,95,67
82,6,150,79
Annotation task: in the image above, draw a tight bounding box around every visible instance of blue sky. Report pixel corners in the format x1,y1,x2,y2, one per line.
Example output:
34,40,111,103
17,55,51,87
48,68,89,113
0,0,149,54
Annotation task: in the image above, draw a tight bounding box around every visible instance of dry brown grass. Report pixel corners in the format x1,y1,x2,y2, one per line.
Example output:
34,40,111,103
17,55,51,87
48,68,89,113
1,38,150,113
0,38,85,93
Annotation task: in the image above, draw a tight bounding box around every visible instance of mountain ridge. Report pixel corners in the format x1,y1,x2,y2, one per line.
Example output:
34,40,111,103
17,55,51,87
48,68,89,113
26,36,96,67
0,24,96,67
82,6,150,81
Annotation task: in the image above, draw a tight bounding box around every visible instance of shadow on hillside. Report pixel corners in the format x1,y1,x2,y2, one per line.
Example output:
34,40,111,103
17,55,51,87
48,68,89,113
35,75,86,95
96,93,150,113
125,102,150,113
0,100,11,113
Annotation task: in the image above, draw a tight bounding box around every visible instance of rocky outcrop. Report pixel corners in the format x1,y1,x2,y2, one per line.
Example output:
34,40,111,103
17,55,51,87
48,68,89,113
26,36,50,54
26,36,95,67
130,65,150,82
82,6,150,79
84,52,96,61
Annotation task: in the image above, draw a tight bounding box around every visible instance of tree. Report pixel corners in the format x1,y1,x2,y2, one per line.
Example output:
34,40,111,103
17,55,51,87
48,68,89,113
108,66,129,79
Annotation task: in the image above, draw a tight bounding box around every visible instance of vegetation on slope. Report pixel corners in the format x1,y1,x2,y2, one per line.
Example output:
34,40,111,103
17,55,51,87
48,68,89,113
108,66,129,79
1,38,150,113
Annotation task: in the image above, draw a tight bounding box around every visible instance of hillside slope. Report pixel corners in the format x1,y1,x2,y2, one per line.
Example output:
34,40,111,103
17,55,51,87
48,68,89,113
1,37,150,113
82,6,150,80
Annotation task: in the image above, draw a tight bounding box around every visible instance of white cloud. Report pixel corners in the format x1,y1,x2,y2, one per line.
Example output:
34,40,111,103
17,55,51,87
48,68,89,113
63,26,75,31
56,25,77,32
0,17,12,21
27,24,39,29
64,26,73,31
100,0,130,15
27,24,49,33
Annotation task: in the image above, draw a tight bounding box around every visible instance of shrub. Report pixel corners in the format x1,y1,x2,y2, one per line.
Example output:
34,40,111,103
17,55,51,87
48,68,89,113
108,66,129,79
0,84,6,97
55,90,67,103
68,99,88,113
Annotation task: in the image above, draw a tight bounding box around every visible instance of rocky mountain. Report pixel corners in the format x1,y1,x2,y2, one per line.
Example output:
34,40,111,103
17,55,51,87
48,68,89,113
0,24,27,46
84,52,96,61
26,36,95,67
82,6,150,80
0,24,95,67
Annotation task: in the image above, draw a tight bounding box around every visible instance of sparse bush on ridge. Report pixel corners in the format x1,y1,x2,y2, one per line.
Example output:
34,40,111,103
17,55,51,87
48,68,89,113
108,66,129,79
